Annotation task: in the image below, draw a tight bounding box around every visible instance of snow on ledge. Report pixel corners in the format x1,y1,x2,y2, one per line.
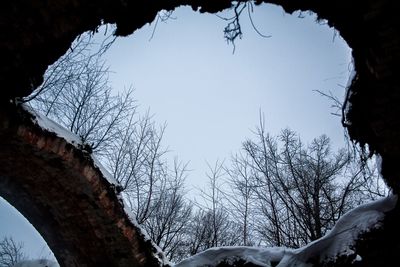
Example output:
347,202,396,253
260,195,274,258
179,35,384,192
175,246,293,267
22,104,118,186
122,201,172,266
343,68,356,126
287,194,397,265
176,195,397,267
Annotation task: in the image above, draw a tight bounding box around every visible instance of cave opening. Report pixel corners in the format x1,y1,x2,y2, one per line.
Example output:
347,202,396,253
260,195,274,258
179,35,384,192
1,1,397,266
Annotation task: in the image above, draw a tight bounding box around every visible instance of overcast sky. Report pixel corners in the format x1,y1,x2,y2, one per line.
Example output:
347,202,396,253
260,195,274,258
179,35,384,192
104,4,352,189
0,3,352,260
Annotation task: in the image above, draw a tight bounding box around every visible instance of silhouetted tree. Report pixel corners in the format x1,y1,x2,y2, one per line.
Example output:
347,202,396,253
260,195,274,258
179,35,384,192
228,116,387,248
0,237,26,267
23,32,196,261
224,153,257,246
24,33,128,157
142,162,192,261
182,162,241,258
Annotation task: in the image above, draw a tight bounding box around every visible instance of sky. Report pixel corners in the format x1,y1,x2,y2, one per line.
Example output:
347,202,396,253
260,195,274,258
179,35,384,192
103,4,352,189
0,197,56,260
0,3,352,260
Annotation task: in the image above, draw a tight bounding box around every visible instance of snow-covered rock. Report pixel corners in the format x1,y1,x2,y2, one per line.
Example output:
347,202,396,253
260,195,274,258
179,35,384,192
176,195,397,267
13,259,59,267
343,68,356,126
23,104,118,186
175,246,293,267
22,104,170,266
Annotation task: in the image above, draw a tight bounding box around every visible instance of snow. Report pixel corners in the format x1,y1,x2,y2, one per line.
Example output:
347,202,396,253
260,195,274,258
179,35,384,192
343,68,357,126
122,202,171,266
176,195,397,267
23,104,118,185
13,259,59,267
24,105,81,145
91,156,118,186
354,254,362,262
175,246,292,267
286,194,397,264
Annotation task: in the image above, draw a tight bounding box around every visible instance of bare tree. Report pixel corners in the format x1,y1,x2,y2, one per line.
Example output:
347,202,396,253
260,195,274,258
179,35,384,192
104,106,194,261
24,31,116,103
24,33,129,156
224,153,256,246
183,207,241,259
200,161,229,248
23,30,195,261
142,160,192,261
0,237,26,267
106,109,169,224
228,116,387,248
182,161,241,257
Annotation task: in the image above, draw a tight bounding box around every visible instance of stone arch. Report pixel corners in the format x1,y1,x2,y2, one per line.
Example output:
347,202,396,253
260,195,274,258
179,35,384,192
0,106,163,266
1,1,399,266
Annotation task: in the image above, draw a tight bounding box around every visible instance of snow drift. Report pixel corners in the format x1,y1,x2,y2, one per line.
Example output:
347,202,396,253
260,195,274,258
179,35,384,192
13,259,58,267
176,195,397,267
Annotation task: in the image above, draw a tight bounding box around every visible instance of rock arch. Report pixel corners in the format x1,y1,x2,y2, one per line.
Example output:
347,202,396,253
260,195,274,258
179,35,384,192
0,106,164,266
